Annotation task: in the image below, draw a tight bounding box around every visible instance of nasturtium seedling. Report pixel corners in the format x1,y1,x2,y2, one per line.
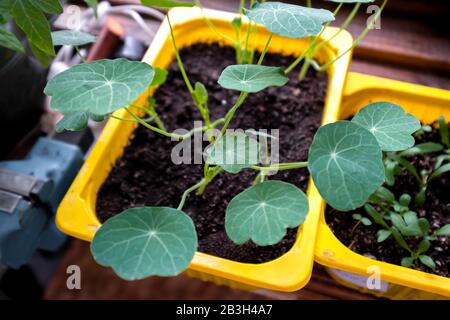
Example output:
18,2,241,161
218,64,288,93
225,180,308,245
44,58,155,115
91,207,197,280
308,121,385,211
244,2,334,39
51,30,97,46
207,132,260,173
351,102,421,151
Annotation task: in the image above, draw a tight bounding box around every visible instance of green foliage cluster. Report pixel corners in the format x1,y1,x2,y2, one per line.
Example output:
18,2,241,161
0,0,97,65
6,0,447,281
350,116,450,270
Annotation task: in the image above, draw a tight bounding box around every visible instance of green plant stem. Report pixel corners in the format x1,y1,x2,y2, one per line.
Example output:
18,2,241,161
314,3,360,55
306,0,312,7
125,107,181,140
110,115,137,122
74,46,86,62
311,0,388,72
197,166,223,195
220,92,249,137
195,0,237,45
243,21,253,63
239,0,245,12
177,179,205,210
167,14,194,95
297,3,360,80
251,161,308,172
167,12,213,130
182,117,225,139
257,33,273,65
284,2,343,75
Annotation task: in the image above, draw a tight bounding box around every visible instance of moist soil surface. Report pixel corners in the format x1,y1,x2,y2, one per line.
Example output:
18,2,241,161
96,43,328,263
326,126,450,277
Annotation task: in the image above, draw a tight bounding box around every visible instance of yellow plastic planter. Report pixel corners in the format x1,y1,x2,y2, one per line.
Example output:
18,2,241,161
56,7,353,291
315,72,450,298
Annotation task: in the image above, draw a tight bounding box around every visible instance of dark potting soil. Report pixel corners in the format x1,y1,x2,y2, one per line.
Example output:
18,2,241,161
96,43,328,263
326,126,450,277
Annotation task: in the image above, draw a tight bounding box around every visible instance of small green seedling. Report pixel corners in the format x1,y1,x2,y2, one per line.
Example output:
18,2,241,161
384,115,450,206
353,119,450,271
38,1,422,280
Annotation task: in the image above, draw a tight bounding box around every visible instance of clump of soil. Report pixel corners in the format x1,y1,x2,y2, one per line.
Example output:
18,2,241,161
326,126,450,277
96,43,328,263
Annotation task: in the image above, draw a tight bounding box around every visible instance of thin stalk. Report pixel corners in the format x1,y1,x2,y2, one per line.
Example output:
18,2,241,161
181,117,225,140
239,0,245,13
257,33,273,65
298,3,360,80
195,0,237,45
298,59,311,80
167,13,213,129
220,92,249,137
110,115,137,122
284,2,343,75
197,166,223,195
251,161,308,172
167,14,194,94
306,0,312,7
74,46,86,62
312,0,388,71
243,20,253,63
178,179,205,210
314,3,361,54
149,109,165,131
125,107,182,140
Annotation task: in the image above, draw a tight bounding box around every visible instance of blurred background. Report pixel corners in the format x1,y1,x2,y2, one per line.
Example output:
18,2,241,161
0,0,449,300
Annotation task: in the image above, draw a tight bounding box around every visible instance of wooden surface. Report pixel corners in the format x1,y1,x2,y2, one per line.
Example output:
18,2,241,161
45,240,376,300
44,0,450,300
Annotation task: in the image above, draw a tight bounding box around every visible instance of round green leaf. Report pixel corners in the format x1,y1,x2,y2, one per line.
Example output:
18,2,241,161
91,207,197,280
351,102,421,151
218,64,288,93
244,2,334,39
207,132,260,173
308,121,385,211
44,58,155,115
225,180,309,246
51,30,97,46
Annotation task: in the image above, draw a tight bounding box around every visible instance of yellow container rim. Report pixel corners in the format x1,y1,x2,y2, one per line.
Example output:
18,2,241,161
315,72,450,297
56,7,353,292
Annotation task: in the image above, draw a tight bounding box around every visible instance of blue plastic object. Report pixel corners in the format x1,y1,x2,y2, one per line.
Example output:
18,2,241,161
0,137,84,268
